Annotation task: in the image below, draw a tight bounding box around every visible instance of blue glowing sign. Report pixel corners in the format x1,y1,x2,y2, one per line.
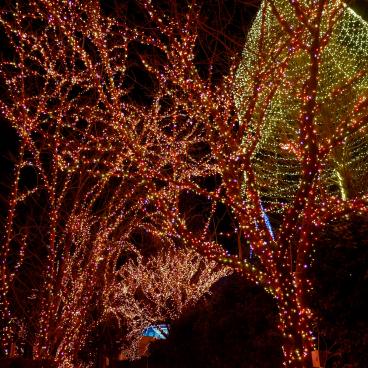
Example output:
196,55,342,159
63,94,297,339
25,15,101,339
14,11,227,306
142,324,169,339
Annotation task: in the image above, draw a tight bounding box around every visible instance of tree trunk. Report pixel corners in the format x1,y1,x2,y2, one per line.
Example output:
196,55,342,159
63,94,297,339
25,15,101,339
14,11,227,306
275,279,314,368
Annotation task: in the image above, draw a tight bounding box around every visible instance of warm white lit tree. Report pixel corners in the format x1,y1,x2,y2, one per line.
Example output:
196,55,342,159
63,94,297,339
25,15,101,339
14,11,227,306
101,247,230,359
0,0,174,365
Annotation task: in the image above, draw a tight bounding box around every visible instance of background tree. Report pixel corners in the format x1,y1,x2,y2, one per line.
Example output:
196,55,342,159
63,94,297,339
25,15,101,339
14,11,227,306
100,247,230,360
235,0,368,204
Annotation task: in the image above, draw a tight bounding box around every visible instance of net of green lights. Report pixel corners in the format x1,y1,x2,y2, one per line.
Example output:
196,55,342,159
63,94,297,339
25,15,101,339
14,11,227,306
235,0,368,210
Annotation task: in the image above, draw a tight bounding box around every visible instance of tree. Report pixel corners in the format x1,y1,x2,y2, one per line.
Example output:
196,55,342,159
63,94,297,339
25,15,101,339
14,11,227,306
1,1,367,368
0,1,175,365
0,2,234,366
100,247,230,360
235,0,368,204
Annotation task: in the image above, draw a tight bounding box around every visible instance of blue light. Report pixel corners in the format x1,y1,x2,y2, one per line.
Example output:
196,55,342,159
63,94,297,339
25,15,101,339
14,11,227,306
142,324,169,339
250,202,274,259
260,202,274,240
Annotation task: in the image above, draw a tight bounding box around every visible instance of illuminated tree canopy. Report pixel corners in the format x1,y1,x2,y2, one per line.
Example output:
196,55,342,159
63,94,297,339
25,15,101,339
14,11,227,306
101,247,230,360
